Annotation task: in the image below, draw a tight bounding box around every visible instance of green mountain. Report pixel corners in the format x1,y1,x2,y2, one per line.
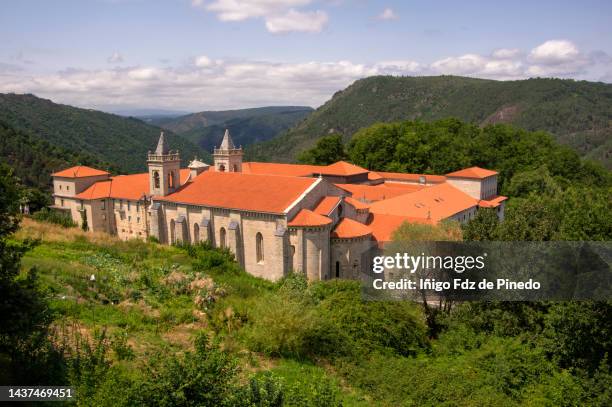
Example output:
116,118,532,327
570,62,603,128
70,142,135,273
154,106,313,151
0,120,114,193
248,76,612,168
0,93,206,174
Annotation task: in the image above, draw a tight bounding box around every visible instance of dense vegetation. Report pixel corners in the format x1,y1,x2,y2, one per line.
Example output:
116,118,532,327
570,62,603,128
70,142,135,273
1,115,610,405
248,76,612,167
0,93,205,174
154,106,313,152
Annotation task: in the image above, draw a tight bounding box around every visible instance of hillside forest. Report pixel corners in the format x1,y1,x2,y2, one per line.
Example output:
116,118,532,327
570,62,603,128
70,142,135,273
0,114,610,405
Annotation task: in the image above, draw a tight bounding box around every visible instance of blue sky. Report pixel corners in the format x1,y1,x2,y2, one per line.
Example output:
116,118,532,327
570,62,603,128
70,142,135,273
1,0,611,111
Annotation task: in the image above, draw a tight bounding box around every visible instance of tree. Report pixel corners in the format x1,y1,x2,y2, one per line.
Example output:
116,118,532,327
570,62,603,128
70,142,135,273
462,208,499,241
297,134,347,165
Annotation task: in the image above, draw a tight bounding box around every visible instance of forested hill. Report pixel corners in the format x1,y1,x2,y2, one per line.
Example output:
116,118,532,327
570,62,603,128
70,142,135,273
0,93,206,174
248,76,612,168
153,106,313,151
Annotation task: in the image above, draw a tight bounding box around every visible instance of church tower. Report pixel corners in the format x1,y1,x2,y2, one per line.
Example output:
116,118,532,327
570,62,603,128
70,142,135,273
213,129,243,172
148,131,181,196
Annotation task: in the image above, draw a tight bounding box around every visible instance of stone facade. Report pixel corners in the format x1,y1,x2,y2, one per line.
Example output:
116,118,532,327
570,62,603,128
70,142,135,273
51,132,506,282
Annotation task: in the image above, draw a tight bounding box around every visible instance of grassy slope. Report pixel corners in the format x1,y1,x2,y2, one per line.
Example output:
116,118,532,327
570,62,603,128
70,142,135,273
248,76,612,167
17,219,596,406
0,93,207,173
17,219,370,406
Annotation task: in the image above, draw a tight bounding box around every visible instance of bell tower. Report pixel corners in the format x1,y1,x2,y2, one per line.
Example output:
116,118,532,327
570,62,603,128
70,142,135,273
213,129,243,172
148,131,181,196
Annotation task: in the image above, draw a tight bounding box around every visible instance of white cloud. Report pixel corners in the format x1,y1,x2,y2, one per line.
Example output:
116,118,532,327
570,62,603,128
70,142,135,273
492,48,521,59
265,9,328,33
377,8,398,20
194,55,213,67
529,40,579,64
1,40,609,111
193,0,327,33
107,51,124,64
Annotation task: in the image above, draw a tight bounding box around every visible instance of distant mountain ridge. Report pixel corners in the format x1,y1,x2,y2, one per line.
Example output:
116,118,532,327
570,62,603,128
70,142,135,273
0,93,206,174
247,76,612,168
154,106,313,151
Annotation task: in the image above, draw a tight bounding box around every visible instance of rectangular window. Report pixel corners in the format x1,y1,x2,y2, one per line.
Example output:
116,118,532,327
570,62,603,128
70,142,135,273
67,185,70,191
59,185,62,190
61,199,64,206
128,201,131,211
128,216,131,222
101,200,105,210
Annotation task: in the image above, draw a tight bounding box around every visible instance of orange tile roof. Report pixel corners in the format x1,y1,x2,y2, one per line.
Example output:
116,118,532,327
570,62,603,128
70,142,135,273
478,195,508,208
242,162,320,177
344,196,369,210
52,166,109,178
368,183,478,221
376,171,447,184
367,213,433,242
242,161,369,178
75,169,191,201
332,217,372,239
367,171,383,181
335,183,423,202
314,196,341,216
160,171,318,214
288,209,332,227
446,166,498,179
317,161,369,176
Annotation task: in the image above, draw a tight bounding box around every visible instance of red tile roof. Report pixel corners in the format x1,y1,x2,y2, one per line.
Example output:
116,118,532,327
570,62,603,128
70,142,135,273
344,196,369,210
288,209,332,227
478,195,508,208
368,183,478,221
446,166,498,179
160,171,318,214
317,161,369,176
52,166,109,178
242,162,319,177
332,217,372,239
75,169,191,201
335,183,424,202
376,171,447,183
242,161,369,178
314,196,341,216
367,213,433,242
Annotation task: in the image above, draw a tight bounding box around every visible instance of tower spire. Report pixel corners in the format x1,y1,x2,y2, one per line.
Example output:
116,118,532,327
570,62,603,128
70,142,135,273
155,131,169,155
219,129,235,150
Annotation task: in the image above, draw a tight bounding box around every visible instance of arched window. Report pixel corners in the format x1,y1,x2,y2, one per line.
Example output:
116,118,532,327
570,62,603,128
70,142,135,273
219,164,226,172
193,223,200,244
219,227,226,249
256,232,264,263
168,171,174,188
335,261,340,278
170,219,175,244
153,171,160,189
233,164,238,172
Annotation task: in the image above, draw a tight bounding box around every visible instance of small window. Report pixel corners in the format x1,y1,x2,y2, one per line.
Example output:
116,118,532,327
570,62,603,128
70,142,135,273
256,232,264,263
220,227,226,249
59,185,62,190
101,200,105,210
335,261,340,278
419,175,426,184
67,185,70,191
128,216,131,221
137,217,140,223
153,171,160,189
61,199,64,206
128,201,131,211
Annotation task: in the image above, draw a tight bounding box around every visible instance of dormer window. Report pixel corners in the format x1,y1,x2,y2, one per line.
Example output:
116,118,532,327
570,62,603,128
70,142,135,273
419,176,426,184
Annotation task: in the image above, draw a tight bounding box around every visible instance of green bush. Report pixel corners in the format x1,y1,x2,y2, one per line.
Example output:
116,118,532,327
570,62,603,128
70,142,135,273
32,208,76,228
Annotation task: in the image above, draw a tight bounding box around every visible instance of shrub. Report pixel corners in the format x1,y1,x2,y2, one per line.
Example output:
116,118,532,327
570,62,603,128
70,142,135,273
31,208,76,228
